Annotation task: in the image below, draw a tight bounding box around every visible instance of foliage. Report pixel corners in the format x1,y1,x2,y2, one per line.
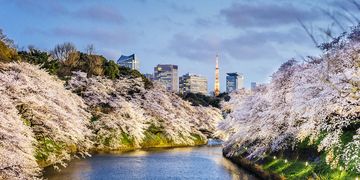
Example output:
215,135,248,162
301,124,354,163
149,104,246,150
18,47,60,75
261,154,358,179
50,42,77,62
221,89,250,114
178,92,230,108
104,60,120,79
0,94,39,179
18,44,153,88
0,29,19,62
0,63,93,178
218,25,360,175
67,72,223,150
0,32,220,179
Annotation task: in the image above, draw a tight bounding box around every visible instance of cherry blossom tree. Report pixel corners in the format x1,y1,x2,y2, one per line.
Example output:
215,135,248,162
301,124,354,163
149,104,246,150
219,26,360,173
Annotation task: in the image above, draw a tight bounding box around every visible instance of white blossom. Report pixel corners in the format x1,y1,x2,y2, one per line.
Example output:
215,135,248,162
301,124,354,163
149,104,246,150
218,31,360,173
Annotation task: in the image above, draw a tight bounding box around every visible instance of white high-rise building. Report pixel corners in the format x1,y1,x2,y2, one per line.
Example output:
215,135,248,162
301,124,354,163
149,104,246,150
154,64,179,92
179,73,208,95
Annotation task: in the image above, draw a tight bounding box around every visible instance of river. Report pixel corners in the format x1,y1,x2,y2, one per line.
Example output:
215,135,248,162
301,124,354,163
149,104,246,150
43,143,257,180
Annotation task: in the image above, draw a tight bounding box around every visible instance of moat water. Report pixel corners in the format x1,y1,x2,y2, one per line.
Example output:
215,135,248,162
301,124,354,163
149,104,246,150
43,142,257,180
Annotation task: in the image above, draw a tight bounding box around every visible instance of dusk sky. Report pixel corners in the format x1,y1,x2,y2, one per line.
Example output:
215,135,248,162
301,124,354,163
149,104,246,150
0,0,358,91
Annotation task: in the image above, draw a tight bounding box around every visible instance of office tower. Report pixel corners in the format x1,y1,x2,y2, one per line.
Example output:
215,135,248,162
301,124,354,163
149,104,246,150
179,73,208,95
226,72,244,93
154,64,179,92
117,54,140,71
251,82,257,91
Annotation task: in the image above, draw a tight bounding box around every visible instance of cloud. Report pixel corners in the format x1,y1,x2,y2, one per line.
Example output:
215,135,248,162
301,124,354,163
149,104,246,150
152,15,184,26
9,0,69,16
134,0,147,3
160,0,195,14
72,6,125,25
168,2,194,14
168,33,219,62
223,28,316,60
50,27,133,45
25,27,134,47
194,18,217,27
9,1,125,25
168,28,313,63
220,2,319,28
222,34,282,61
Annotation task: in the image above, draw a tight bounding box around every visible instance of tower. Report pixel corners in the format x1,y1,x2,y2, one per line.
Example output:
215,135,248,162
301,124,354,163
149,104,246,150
214,54,220,96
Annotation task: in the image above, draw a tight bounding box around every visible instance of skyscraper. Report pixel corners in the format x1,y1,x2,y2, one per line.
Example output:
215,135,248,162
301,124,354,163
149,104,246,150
226,72,244,93
154,64,179,92
214,55,220,96
179,73,208,95
251,82,257,91
117,54,140,71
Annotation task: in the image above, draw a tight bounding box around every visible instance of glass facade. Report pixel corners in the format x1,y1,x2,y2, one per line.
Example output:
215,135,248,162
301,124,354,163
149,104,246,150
226,72,244,93
179,73,208,95
251,82,257,91
117,54,140,71
154,64,179,92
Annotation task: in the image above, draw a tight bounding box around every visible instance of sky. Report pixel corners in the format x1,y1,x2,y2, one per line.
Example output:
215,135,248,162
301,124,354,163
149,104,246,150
0,0,358,92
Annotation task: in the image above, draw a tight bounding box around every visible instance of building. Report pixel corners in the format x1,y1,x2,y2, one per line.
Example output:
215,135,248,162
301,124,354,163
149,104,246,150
179,73,208,95
117,54,140,71
251,82,257,91
154,64,179,92
143,73,154,81
226,72,244,93
214,55,220,96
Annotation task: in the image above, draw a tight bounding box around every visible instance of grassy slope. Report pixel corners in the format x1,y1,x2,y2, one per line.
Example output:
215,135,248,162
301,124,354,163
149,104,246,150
261,156,356,180
228,130,360,179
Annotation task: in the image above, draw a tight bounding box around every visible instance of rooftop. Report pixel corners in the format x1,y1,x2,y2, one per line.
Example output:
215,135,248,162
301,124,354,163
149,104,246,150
117,54,135,63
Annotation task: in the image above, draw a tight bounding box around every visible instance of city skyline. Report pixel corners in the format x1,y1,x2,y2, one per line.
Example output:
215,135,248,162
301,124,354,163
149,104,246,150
149,56,243,95
0,0,358,91
114,52,238,94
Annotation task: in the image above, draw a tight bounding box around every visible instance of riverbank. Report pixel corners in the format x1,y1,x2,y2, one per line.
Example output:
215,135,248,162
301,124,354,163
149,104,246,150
37,132,208,168
223,150,283,180
223,146,359,180
89,133,208,154
217,25,360,180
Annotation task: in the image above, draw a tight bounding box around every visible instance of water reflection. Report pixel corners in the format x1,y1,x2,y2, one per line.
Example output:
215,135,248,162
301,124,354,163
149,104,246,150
43,145,257,180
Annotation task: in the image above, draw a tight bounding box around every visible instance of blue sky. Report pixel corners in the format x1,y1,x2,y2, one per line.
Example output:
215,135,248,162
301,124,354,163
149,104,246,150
0,0,358,91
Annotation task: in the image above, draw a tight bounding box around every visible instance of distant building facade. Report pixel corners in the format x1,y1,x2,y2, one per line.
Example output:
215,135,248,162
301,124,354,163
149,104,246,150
226,72,244,93
143,73,154,81
179,73,208,95
251,82,257,91
154,64,179,92
117,54,140,71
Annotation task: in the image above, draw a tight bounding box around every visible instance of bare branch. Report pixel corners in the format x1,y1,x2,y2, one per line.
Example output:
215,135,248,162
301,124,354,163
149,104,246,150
338,4,360,24
51,42,77,62
86,44,95,55
322,9,347,32
334,11,355,25
297,18,319,47
350,0,360,12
